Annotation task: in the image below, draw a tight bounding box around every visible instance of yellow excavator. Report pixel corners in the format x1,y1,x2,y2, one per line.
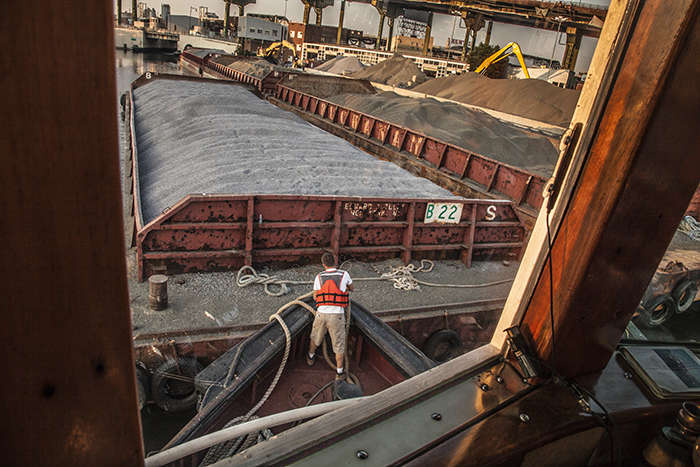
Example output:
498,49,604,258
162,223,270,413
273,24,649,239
257,40,300,67
474,41,530,78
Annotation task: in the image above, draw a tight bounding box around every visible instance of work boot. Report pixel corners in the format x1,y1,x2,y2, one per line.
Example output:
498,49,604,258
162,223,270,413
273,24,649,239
306,352,316,367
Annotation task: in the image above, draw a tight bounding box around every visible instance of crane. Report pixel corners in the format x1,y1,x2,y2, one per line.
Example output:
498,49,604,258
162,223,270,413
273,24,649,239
474,41,530,79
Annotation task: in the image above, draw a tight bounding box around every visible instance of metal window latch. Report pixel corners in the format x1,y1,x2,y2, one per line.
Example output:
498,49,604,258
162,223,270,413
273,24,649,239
545,122,583,212
504,326,541,381
568,382,593,414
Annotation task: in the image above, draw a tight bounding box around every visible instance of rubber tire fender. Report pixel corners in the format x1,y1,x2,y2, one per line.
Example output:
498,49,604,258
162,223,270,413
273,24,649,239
423,329,462,363
672,279,698,313
640,294,676,327
151,358,203,413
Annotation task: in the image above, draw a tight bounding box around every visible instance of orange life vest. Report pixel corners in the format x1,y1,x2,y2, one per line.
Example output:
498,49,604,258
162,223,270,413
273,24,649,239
315,270,349,307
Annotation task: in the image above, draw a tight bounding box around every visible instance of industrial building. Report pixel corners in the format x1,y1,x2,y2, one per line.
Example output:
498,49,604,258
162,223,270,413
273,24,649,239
238,16,288,52
288,22,364,53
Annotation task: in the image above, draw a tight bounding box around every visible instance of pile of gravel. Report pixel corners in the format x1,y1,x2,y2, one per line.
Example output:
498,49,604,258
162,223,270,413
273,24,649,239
223,57,275,79
314,56,365,75
328,91,558,176
413,72,580,127
350,55,428,88
132,80,456,223
280,73,375,99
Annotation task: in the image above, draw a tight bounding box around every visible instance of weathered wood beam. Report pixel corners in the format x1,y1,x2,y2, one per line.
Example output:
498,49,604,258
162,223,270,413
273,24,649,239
0,0,144,465
520,0,700,378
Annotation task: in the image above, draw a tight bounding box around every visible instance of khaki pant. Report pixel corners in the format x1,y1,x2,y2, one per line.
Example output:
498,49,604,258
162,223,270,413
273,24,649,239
310,312,346,355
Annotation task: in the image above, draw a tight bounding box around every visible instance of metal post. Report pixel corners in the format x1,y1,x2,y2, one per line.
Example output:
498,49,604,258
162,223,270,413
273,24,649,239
448,16,457,58
224,1,230,38
423,11,433,56
303,3,311,25
461,23,470,60
336,0,345,44
314,6,322,26
117,0,122,25
470,28,477,49
549,19,563,68
485,20,493,45
148,275,168,310
386,16,394,51
238,4,245,52
376,11,385,50
563,27,582,71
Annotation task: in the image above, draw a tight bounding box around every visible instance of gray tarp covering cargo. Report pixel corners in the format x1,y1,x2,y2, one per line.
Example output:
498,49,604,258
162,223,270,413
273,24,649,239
132,79,455,223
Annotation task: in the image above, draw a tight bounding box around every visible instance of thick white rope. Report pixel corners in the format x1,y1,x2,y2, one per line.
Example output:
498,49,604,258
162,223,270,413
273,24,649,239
143,397,369,467
234,294,314,420
236,260,514,296
679,215,700,241
236,265,310,296
243,313,291,418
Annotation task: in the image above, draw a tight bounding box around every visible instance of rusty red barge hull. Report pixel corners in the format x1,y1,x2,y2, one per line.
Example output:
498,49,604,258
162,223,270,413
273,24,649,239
134,193,524,282
128,73,526,281
271,83,547,227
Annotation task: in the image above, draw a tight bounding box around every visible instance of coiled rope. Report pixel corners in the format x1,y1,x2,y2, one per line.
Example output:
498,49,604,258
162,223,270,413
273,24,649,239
236,260,513,297
679,215,700,241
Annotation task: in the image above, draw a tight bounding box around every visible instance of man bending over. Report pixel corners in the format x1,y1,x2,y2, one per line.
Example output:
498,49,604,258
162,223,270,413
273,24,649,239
306,253,354,380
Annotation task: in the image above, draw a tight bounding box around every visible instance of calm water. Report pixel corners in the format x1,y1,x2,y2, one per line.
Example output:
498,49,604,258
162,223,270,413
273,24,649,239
115,50,198,455
114,49,189,96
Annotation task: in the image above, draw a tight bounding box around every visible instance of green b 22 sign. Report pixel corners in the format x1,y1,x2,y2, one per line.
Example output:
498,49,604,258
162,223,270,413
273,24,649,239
424,203,463,224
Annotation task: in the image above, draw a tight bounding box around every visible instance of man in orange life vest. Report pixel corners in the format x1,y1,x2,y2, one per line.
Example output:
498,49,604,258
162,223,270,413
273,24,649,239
306,253,354,380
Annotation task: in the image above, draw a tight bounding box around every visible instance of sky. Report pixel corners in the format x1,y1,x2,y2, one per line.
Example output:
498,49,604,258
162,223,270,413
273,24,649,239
120,0,611,72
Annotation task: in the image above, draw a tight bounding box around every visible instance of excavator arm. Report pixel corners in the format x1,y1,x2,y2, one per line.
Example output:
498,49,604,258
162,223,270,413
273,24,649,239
474,41,530,79
258,40,299,66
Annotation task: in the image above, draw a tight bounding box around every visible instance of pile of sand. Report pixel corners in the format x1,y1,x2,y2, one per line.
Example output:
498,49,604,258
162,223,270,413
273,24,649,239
350,55,428,88
211,56,275,79
229,58,275,79
315,56,365,75
328,91,558,176
281,74,375,99
413,72,580,127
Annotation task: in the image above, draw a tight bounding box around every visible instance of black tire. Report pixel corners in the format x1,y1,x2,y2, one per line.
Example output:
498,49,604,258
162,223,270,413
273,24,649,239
672,279,698,313
423,329,462,363
151,358,203,413
640,294,676,327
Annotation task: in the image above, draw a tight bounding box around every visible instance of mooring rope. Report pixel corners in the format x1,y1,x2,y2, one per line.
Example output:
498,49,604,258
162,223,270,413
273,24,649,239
679,215,700,241
236,260,514,297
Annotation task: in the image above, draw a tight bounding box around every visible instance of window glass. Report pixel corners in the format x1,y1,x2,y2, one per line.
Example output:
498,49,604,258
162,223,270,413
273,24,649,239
625,198,700,343
114,8,612,457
